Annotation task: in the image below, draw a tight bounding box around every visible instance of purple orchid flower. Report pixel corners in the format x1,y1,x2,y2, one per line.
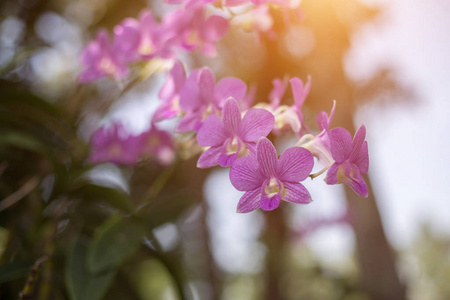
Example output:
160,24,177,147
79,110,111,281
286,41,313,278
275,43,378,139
89,122,141,166
290,76,311,135
113,10,172,62
162,6,229,57
230,137,314,212
196,98,274,168
269,76,289,108
138,125,176,166
177,67,247,132
260,76,307,135
153,60,186,122
298,101,336,167
79,30,128,83
325,125,369,197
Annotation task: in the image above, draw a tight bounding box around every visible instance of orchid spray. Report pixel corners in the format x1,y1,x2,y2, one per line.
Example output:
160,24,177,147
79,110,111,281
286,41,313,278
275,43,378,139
81,0,370,215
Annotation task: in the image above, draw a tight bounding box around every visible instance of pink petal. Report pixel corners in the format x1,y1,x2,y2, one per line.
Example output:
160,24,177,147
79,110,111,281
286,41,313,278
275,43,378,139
139,10,156,32
179,74,201,111
256,137,278,178
158,60,185,101
325,162,368,198
352,141,369,174
250,0,268,5
260,190,281,211
348,124,366,162
343,163,368,198
269,77,288,107
214,77,247,106
201,15,229,42
197,147,222,168
113,20,141,62
237,189,261,213
283,182,311,204
330,127,353,163
224,0,247,6
218,145,239,167
316,111,328,132
277,147,314,182
197,114,228,147
230,156,264,191
153,102,178,122
290,76,311,108
199,68,215,105
246,142,257,156
324,163,339,185
239,108,274,142
222,98,241,135
176,111,201,132
241,83,257,111
276,107,301,134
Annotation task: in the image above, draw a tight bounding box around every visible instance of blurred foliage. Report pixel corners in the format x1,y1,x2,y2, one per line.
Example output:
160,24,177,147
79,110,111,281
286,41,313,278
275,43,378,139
402,225,450,300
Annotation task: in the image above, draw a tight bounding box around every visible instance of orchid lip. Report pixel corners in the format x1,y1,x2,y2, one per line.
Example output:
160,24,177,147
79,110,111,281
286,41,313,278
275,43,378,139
138,39,154,56
264,178,284,198
99,57,117,75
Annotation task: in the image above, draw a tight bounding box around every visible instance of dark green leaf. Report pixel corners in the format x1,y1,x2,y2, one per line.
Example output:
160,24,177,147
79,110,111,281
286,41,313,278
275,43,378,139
88,216,145,273
142,192,198,229
70,184,135,214
0,260,34,283
0,131,47,154
66,240,115,300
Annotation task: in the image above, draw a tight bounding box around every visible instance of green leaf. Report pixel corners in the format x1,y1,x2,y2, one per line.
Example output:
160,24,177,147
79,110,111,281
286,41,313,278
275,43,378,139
0,131,47,154
88,216,145,273
142,192,198,229
0,260,34,283
66,241,115,300
70,184,135,214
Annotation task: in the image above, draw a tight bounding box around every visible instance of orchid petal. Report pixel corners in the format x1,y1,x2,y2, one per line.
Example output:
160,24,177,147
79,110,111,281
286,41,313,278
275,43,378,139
324,163,339,185
269,77,288,107
342,163,368,198
348,124,366,162
224,0,247,6
197,114,228,147
158,61,185,100
153,101,178,122
352,141,369,174
283,182,311,204
214,77,247,106
222,98,241,135
179,74,201,111
256,137,278,178
218,149,239,167
277,147,314,182
199,68,215,105
316,111,328,132
330,127,352,163
176,111,201,132
201,15,229,42
197,147,222,168
290,76,311,108
237,189,261,213
240,108,274,142
218,138,239,167
230,156,264,191
260,190,281,211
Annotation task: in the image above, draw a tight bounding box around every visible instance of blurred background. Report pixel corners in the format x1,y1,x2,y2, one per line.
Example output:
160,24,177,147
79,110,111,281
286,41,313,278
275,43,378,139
1,0,450,299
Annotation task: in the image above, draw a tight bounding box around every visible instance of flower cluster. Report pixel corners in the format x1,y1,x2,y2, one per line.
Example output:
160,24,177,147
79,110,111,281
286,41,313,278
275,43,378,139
79,4,229,83
90,122,175,166
79,0,309,83
84,0,370,213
